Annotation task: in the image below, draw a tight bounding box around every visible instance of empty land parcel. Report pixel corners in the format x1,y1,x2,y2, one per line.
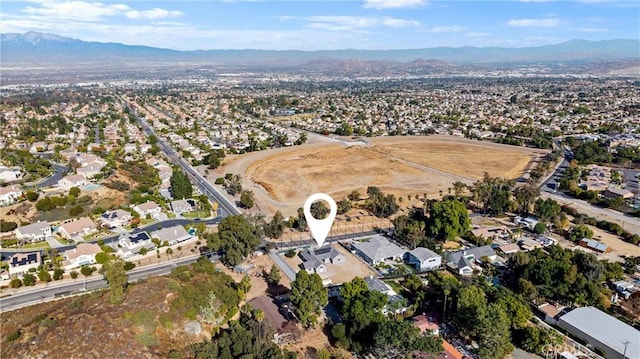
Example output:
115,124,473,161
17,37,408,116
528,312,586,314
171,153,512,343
215,135,547,216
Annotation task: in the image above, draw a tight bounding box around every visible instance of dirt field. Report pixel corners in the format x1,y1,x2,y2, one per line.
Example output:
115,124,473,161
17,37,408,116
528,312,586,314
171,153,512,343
370,136,546,180
212,135,542,217
281,243,376,285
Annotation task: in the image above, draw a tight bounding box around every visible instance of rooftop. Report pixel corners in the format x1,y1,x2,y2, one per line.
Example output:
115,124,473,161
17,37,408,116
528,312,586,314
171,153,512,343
558,306,639,359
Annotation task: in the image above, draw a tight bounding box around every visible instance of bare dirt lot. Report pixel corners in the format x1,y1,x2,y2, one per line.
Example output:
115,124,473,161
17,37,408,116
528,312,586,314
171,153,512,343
212,135,543,217
281,243,377,285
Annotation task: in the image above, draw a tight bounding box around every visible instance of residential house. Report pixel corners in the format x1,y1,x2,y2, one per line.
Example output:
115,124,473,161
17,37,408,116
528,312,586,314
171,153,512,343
498,243,520,255
100,209,133,228
0,185,23,206
351,235,405,265
579,238,612,253
518,238,544,251
8,252,42,277
412,314,440,335
603,187,634,200
63,242,102,270
117,231,156,258
171,198,196,215
153,225,192,245
76,163,103,178
441,340,464,359
299,246,345,274
404,247,442,272
246,296,299,344
445,245,496,276
132,201,162,218
537,303,565,325
59,217,98,240
15,221,52,243
0,166,22,182
58,174,87,190
364,276,409,315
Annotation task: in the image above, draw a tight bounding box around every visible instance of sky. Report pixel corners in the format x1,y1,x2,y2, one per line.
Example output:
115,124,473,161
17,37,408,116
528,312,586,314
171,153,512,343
1,0,639,50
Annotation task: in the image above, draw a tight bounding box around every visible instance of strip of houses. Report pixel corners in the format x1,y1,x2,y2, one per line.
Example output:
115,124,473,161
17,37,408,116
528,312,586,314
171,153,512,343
0,185,22,206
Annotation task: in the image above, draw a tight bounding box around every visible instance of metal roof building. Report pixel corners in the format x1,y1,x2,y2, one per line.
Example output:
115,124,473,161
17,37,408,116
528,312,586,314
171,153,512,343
558,306,639,359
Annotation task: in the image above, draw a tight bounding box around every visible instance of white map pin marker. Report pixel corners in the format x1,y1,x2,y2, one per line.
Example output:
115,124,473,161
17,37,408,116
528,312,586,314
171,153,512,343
303,193,337,247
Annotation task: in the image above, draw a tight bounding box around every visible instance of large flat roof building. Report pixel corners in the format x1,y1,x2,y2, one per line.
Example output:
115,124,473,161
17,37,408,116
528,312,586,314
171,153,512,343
557,306,639,359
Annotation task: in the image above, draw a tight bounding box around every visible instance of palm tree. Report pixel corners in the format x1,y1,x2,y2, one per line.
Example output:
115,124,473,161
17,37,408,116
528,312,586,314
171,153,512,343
443,286,451,318
255,309,265,339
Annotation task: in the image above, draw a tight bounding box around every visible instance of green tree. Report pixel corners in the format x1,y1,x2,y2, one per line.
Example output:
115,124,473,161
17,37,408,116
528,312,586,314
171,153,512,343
0,220,17,232
570,224,593,242
215,215,260,266
103,258,128,304
534,198,561,221
69,186,81,197
533,222,546,235
170,168,193,200
455,285,487,336
291,271,328,328
477,303,514,359
69,205,84,216
348,190,361,201
514,185,539,215
268,265,281,285
452,181,468,199
263,211,285,240
95,251,110,264
26,190,39,202
429,199,470,241
336,199,351,215
372,320,442,358
240,190,255,209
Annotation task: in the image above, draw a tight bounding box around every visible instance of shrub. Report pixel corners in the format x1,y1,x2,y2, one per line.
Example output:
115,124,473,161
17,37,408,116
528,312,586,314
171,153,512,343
70,270,79,279
9,278,22,288
0,220,17,233
124,261,136,271
26,191,39,202
285,249,296,258
5,330,20,343
23,273,36,286
215,177,224,185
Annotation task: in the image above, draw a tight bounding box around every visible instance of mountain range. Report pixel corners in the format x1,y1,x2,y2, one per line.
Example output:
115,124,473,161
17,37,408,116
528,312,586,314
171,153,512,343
3,31,639,68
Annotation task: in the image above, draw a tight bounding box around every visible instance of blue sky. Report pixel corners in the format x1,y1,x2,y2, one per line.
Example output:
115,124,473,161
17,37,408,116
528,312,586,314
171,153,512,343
1,1,638,50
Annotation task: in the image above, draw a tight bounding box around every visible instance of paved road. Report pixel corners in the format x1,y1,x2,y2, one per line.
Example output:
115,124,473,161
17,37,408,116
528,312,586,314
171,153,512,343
123,99,240,217
0,254,210,312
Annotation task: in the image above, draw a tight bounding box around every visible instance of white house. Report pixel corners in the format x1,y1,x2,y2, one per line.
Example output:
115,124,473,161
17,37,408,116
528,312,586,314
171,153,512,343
15,221,52,243
132,201,162,218
0,166,22,182
58,174,88,190
171,198,196,215
0,185,23,206
351,235,405,265
8,252,42,277
117,231,156,258
76,163,103,178
100,209,133,228
153,225,192,245
404,247,442,272
63,242,102,270
59,217,98,240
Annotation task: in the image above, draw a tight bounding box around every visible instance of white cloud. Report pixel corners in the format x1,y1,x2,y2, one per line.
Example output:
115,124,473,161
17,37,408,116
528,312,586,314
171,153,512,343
508,18,562,27
23,1,131,22
430,25,466,33
382,17,421,27
363,0,428,10
280,15,420,32
572,27,608,32
126,8,183,20
20,1,182,23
